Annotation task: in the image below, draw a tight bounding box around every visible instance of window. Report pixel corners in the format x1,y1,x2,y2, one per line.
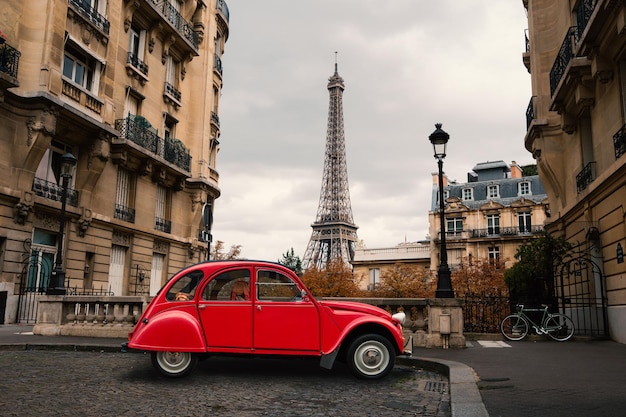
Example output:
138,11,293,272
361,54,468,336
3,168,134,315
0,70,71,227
462,188,473,201
256,270,302,301
487,184,499,198
164,55,181,104
114,168,136,223
369,268,380,290
518,211,532,233
446,217,463,236
155,185,171,233
33,141,78,205
128,25,147,75
202,269,251,301
486,214,500,235
488,246,500,261
27,229,58,292
167,270,204,301
108,245,126,296
63,47,95,92
519,181,531,196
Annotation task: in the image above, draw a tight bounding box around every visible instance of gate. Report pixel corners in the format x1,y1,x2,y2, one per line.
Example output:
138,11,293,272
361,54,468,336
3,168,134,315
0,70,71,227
16,239,54,323
556,242,608,338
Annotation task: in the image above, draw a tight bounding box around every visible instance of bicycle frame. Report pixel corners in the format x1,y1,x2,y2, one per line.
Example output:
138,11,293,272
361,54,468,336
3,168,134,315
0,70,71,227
515,305,551,334
501,304,575,342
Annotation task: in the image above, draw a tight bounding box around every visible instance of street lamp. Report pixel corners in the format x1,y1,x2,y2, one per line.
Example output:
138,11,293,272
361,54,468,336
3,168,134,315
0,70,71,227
202,200,213,261
429,123,454,298
47,152,77,295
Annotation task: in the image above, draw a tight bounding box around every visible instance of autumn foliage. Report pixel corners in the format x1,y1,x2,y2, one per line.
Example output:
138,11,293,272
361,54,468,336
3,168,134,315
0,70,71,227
450,257,509,297
369,264,435,298
301,258,361,297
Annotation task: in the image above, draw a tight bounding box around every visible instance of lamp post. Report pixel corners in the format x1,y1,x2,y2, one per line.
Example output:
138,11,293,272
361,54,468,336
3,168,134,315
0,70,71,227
202,200,213,261
429,123,454,298
47,152,77,295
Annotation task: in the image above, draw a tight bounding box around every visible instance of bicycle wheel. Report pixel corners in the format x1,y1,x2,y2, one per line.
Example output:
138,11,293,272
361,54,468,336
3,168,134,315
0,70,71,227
501,314,529,341
545,314,575,341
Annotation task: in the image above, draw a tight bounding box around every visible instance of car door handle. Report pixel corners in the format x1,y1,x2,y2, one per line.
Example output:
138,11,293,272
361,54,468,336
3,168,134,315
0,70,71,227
256,305,262,311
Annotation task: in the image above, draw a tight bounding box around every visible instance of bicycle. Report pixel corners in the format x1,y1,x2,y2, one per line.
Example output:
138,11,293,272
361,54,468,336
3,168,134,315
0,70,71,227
501,304,575,342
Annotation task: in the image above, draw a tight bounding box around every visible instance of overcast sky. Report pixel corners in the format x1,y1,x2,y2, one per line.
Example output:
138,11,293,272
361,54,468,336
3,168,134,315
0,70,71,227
211,0,532,261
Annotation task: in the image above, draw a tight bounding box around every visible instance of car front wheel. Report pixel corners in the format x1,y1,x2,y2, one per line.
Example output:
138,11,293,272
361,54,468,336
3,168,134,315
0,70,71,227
151,351,198,378
346,334,396,379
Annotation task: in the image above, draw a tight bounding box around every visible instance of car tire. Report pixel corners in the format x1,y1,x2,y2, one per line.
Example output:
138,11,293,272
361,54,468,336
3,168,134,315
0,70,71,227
151,351,199,378
346,334,396,379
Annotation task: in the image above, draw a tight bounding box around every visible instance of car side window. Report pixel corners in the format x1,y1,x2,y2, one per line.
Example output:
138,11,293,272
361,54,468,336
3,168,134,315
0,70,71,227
202,269,251,301
256,270,301,302
166,270,204,301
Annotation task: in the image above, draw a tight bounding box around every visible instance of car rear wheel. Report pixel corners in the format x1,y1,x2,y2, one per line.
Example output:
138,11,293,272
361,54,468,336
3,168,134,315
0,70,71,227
346,334,396,379
151,351,198,378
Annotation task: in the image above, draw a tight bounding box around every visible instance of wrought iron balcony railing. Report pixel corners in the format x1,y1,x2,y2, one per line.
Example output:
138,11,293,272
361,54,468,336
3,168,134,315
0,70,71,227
115,116,160,154
68,0,110,35
214,54,223,75
32,177,79,206
549,26,577,97
526,96,536,129
614,123,626,160
576,0,595,41
127,52,149,76
576,161,596,193
470,226,544,238
164,137,191,172
211,111,220,128
150,0,198,51
0,42,20,79
114,203,136,223
164,82,181,103
155,217,172,233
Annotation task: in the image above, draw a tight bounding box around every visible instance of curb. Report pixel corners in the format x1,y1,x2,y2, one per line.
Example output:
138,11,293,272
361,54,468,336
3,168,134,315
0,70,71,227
397,356,489,417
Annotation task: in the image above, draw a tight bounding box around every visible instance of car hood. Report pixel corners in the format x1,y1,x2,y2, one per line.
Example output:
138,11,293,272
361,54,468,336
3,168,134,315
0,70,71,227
318,300,392,320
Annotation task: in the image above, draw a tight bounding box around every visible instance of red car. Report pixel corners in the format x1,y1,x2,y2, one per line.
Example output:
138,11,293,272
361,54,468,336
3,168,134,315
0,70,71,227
126,260,410,379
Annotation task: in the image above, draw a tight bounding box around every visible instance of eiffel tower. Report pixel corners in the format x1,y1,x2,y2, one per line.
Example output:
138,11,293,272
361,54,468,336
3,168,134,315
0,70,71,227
302,58,359,270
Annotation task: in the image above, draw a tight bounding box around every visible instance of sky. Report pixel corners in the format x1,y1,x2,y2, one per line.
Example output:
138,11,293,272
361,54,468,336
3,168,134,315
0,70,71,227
211,0,533,261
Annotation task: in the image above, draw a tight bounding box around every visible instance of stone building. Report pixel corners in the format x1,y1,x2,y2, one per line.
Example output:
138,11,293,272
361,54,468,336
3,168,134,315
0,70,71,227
429,161,548,271
0,0,229,323
523,0,626,342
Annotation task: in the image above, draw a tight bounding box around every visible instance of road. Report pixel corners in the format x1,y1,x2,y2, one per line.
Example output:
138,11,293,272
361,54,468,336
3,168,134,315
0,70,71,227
0,350,449,417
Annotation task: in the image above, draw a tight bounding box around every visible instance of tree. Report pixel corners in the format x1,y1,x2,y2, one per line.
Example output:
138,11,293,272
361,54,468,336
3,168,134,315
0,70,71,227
300,258,360,297
451,257,508,298
370,264,434,298
211,240,242,260
504,232,571,306
521,164,538,176
278,248,303,275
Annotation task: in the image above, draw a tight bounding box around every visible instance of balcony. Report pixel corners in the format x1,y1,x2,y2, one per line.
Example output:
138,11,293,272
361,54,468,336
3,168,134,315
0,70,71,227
522,29,530,73
146,0,199,55
62,78,103,114
155,217,172,233
614,123,626,160
214,54,223,75
470,226,544,238
525,96,536,129
114,203,136,223
576,161,596,193
32,177,79,206
114,116,192,176
549,27,577,97
0,41,20,86
127,52,148,76
68,0,110,35
163,82,182,108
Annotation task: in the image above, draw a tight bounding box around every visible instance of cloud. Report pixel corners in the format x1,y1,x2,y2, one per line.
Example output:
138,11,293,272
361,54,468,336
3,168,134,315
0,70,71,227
214,0,533,260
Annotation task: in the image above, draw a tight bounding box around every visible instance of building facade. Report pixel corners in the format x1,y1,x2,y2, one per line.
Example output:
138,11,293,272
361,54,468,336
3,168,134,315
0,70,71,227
523,0,626,342
0,0,229,323
351,242,431,291
429,161,548,271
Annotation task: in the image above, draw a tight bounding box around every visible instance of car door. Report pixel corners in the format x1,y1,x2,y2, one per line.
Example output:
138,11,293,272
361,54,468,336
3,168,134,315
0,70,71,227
198,268,253,350
253,268,320,352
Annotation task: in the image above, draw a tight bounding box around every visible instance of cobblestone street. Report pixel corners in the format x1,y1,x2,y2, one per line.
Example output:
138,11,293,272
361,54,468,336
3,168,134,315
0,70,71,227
0,351,449,416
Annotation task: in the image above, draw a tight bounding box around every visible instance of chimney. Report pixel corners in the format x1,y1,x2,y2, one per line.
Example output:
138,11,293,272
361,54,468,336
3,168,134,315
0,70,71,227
510,161,523,178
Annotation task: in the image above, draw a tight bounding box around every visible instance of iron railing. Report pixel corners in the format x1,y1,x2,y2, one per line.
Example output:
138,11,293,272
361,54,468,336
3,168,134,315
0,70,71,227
164,82,181,102
115,116,160,154
164,136,191,171
155,217,172,233
576,0,595,41
576,161,596,193
549,26,577,96
471,226,544,238
463,293,510,333
614,123,626,160
211,111,220,127
68,0,110,34
127,52,149,76
526,96,536,129
214,54,223,75
150,0,198,50
32,177,79,206
114,203,136,223
0,42,20,79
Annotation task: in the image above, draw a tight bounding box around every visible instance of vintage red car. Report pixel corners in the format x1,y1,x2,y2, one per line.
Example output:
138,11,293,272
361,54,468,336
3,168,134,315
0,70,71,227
126,260,410,379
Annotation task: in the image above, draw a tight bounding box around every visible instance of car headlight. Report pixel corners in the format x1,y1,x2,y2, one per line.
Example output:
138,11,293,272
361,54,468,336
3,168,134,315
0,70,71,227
391,311,406,326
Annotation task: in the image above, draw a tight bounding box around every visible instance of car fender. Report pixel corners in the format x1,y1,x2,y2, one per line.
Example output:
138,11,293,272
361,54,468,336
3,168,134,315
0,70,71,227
128,308,206,352
323,315,403,356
